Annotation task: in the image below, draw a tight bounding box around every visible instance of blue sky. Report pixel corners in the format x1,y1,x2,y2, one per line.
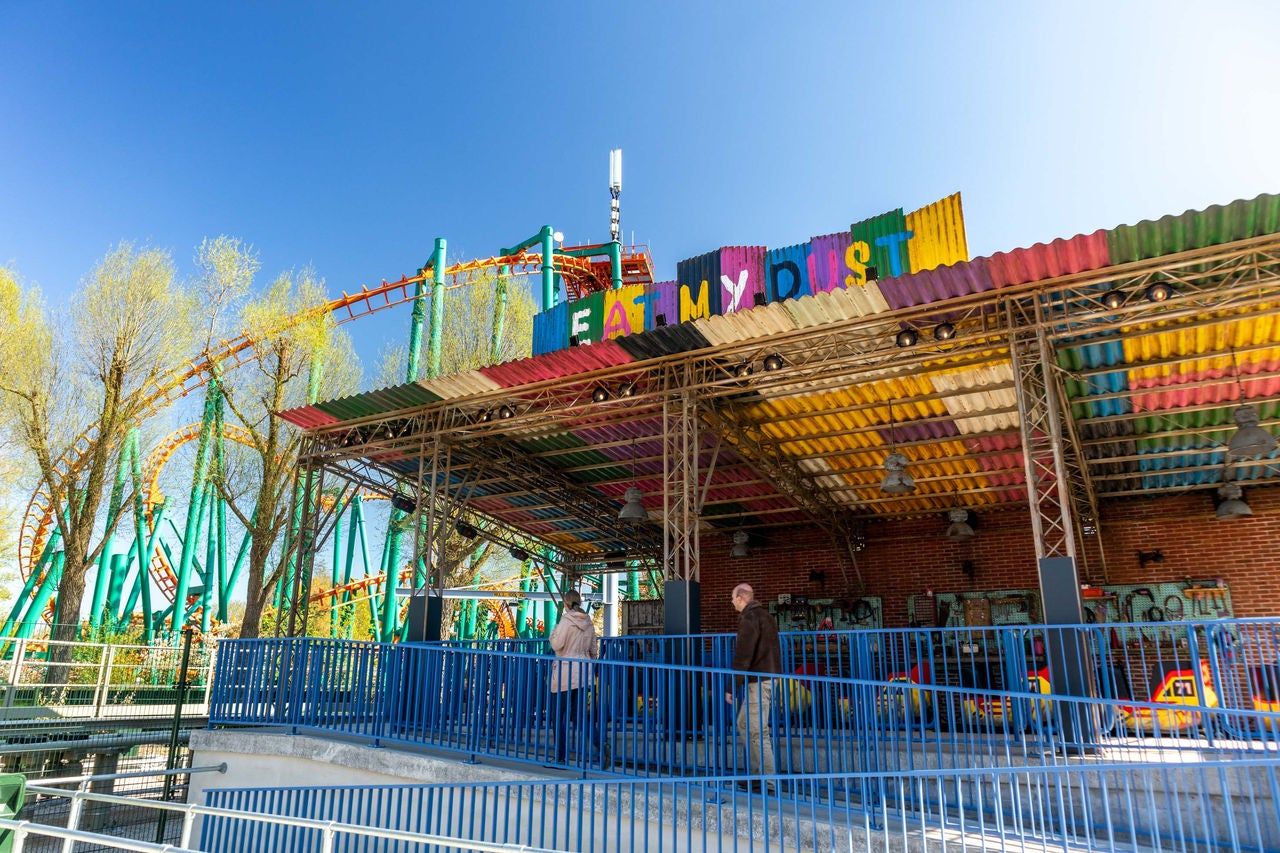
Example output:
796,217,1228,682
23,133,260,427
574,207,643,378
2,2,1278,311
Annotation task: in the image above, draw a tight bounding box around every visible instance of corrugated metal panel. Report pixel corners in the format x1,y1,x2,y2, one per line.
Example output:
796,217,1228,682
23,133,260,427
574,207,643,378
930,363,1019,435
851,208,912,279
903,192,969,272
602,284,646,339
807,231,854,293
479,339,633,387
675,250,722,320
532,302,569,355
614,323,711,360
276,405,341,429
693,302,796,346
415,371,502,400
646,280,679,329
719,246,767,312
766,243,811,303
876,257,995,308
782,285,892,330
567,291,605,345
985,231,1112,288
314,383,443,422
1108,193,1280,264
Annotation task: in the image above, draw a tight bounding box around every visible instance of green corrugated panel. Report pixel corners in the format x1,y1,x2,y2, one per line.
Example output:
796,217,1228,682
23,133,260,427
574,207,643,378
1107,193,1280,264
315,383,442,421
851,208,912,279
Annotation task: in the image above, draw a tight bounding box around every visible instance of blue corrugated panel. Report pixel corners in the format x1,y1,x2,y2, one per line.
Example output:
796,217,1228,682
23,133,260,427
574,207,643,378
766,243,812,303
532,303,569,355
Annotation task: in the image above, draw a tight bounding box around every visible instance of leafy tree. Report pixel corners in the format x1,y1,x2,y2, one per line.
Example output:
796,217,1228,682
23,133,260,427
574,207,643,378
212,266,360,639
0,248,195,678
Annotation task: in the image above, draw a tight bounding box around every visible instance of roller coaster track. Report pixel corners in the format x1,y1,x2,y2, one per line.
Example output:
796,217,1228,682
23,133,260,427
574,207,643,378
309,571,521,639
16,249,615,585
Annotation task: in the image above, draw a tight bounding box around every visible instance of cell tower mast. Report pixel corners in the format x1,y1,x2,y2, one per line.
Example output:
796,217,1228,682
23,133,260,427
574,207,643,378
609,149,622,243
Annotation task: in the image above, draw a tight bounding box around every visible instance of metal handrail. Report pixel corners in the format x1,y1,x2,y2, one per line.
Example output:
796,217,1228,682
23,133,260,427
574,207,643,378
23,782,571,853
0,819,203,853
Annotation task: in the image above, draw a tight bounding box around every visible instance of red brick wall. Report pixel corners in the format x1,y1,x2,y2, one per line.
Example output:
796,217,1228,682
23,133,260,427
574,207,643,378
698,486,1280,633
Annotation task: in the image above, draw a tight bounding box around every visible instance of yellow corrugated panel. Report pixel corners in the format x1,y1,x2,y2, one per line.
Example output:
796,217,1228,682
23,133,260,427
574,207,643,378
602,285,646,340
1122,311,1280,383
694,302,796,346
904,192,969,272
417,371,502,399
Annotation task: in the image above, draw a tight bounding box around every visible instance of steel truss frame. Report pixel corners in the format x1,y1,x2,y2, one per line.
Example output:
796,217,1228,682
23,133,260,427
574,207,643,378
285,236,1280,611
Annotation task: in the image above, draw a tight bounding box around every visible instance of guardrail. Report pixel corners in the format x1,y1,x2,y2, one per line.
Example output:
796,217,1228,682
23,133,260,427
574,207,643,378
1,638,216,720
210,620,1280,784
198,758,1280,852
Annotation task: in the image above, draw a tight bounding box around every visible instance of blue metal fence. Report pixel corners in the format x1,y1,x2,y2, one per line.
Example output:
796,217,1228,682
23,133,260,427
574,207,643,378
200,758,1280,852
211,620,1280,780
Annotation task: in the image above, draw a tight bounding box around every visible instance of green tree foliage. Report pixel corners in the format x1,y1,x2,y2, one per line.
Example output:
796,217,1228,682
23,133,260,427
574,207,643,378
212,264,360,639
0,247,196,678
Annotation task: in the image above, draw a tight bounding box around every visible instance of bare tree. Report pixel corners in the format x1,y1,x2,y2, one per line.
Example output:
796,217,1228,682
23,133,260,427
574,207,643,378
0,248,195,672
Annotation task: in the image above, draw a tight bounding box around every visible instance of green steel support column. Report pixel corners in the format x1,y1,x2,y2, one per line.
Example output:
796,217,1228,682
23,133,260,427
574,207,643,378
90,442,132,630
200,484,217,633
330,510,344,638
103,552,128,632
128,431,156,644
118,560,142,628
406,259,430,384
516,558,532,637
215,497,230,622
224,528,252,616
172,379,222,635
135,500,166,645
540,226,556,310
608,241,623,290
16,553,64,641
426,237,447,379
490,265,509,365
379,531,402,643
0,541,56,642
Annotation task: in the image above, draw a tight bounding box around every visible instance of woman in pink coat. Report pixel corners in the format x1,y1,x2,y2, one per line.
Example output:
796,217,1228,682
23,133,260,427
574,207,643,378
549,590,607,766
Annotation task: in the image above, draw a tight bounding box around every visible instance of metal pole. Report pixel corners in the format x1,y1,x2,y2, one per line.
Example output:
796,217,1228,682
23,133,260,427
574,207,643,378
490,264,509,365
156,625,194,843
540,226,556,310
426,237,447,379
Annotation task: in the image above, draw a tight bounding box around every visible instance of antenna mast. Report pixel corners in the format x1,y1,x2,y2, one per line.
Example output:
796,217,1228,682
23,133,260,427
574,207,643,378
609,149,622,243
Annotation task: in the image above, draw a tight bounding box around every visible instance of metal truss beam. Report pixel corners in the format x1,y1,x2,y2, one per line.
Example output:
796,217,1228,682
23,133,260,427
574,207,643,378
662,387,700,582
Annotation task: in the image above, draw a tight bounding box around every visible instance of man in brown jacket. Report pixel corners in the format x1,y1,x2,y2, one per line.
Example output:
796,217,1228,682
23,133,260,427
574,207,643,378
725,583,781,793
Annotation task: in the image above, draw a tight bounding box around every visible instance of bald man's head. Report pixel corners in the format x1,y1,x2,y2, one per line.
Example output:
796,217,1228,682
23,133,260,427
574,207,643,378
731,583,754,612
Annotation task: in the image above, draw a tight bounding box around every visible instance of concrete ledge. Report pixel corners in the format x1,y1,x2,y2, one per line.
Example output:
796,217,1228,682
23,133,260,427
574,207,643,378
188,729,544,808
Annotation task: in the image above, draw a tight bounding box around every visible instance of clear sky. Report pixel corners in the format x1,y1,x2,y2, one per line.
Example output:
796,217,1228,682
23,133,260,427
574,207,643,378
2,1,1278,309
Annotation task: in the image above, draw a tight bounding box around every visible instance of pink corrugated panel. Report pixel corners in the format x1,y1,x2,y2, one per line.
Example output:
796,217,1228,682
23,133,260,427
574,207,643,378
278,406,340,429
718,247,767,312
480,339,633,387
807,232,855,293
985,230,1111,288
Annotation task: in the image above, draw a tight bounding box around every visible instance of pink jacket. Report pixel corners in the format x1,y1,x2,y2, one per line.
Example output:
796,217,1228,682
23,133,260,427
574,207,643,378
549,608,597,693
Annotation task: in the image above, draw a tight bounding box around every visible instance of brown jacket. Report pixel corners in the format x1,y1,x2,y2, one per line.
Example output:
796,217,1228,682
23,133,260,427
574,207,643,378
731,600,781,684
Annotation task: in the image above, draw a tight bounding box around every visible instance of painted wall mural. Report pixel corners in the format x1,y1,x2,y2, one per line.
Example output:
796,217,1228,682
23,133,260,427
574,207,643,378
532,193,968,354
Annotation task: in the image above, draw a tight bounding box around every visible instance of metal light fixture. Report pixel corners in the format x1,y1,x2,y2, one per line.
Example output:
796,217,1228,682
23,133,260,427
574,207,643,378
879,403,916,494
763,353,785,372
497,405,515,420
1145,281,1173,302
1216,482,1253,520
509,545,530,562
1227,348,1277,458
390,494,417,514
592,386,610,403
617,382,636,398
456,522,478,539
618,486,647,521
731,530,752,558
1100,290,1125,310
733,362,754,378
945,508,976,542
895,328,919,348
933,322,956,341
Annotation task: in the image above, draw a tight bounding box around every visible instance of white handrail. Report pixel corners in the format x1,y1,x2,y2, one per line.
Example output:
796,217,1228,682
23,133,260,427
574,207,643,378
23,783,570,853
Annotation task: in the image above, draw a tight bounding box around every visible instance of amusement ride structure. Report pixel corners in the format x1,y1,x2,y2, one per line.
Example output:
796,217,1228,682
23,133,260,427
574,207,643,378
2,193,659,645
